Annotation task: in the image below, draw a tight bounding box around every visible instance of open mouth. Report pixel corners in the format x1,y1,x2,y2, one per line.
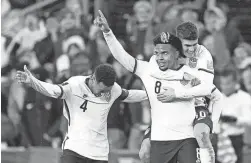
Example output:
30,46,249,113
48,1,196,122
158,62,166,67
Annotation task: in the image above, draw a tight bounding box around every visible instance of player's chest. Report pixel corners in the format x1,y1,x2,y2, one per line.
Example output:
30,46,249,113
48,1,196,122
69,96,113,117
142,76,187,94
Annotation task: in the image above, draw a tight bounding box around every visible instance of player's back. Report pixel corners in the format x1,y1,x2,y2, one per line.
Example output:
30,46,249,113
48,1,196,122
61,76,122,160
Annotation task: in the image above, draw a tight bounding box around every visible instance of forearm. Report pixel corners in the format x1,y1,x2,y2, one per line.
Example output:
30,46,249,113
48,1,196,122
103,30,136,72
123,90,148,103
175,70,214,99
29,75,63,99
175,83,212,99
208,88,223,127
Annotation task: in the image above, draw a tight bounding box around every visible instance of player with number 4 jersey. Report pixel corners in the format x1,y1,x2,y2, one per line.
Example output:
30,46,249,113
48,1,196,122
15,64,147,163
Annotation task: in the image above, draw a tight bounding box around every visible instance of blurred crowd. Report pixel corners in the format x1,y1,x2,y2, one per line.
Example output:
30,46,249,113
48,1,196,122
1,0,251,161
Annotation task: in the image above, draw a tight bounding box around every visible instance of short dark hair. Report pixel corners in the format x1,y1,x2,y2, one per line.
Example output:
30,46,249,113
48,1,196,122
153,32,185,58
94,64,116,86
176,22,198,40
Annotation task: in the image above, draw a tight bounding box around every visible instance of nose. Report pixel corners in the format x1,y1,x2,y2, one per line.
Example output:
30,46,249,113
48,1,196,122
157,53,164,59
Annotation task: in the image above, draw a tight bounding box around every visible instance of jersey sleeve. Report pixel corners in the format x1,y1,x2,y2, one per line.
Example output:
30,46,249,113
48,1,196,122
197,49,214,84
119,89,148,103
58,77,80,99
134,59,150,77
103,30,148,77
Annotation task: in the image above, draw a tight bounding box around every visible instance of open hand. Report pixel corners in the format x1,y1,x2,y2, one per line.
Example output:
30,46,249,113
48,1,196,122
93,10,110,33
157,87,176,103
15,65,32,84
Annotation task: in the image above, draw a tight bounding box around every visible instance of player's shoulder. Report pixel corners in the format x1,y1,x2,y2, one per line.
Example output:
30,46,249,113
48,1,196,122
196,45,213,60
64,75,90,87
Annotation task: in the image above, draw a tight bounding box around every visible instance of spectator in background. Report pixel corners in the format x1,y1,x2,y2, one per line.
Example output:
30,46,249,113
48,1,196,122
6,14,47,60
1,35,10,69
1,92,16,146
55,8,89,57
56,35,87,77
126,0,155,60
239,58,251,147
201,6,243,72
179,2,204,33
219,67,251,163
70,52,92,76
153,2,182,37
233,43,251,70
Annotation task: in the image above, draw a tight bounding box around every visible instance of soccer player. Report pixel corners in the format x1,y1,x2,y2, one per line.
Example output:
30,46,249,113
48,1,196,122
95,10,213,163
15,64,148,163
142,22,223,163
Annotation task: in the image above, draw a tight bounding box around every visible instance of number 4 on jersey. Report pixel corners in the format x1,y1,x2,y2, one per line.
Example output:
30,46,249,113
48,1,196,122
80,100,88,112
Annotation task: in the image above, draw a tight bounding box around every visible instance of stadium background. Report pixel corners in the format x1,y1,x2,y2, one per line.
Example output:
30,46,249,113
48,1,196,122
1,0,251,162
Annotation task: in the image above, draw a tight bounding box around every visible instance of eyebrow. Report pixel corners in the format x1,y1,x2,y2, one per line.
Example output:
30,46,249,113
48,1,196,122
184,43,197,46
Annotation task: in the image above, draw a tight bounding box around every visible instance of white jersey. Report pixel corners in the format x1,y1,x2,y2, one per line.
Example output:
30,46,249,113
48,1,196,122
188,44,214,75
59,76,122,161
135,61,197,141
183,45,215,106
149,45,215,106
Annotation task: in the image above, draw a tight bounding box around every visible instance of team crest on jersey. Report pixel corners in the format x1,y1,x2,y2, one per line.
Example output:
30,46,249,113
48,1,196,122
188,57,198,68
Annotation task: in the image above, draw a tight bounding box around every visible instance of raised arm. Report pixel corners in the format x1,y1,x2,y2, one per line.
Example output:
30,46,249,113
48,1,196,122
118,89,148,103
94,10,148,75
15,65,64,99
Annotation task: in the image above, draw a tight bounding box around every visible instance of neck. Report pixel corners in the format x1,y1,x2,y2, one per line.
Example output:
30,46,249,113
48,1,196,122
171,62,183,70
86,77,94,93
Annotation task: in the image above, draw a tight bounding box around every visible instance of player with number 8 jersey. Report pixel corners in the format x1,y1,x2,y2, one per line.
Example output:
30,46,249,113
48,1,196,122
15,64,148,163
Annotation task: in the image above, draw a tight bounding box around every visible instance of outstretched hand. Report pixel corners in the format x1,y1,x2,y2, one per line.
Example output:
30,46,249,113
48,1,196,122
93,10,110,33
15,65,32,84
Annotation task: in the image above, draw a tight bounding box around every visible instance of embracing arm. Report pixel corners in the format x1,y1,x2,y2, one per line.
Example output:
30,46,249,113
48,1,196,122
118,89,148,103
174,71,214,99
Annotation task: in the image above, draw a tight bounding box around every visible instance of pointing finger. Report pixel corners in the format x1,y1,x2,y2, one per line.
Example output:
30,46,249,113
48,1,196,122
98,10,105,18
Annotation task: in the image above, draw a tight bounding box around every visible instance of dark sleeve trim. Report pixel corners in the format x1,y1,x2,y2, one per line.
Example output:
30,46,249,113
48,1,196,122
198,68,214,75
211,87,217,93
132,58,138,74
118,89,129,101
63,100,71,126
58,85,64,99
